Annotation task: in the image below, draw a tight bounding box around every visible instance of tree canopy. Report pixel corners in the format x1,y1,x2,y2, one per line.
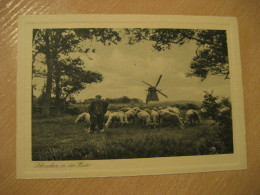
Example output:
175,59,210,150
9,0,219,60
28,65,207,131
33,28,121,116
125,28,229,80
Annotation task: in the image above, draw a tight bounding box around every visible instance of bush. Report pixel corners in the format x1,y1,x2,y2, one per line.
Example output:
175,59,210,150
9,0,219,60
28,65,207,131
185,103,200,110
215,107,233,152
201,91,233,153
66,107,81,115
201,91,220,119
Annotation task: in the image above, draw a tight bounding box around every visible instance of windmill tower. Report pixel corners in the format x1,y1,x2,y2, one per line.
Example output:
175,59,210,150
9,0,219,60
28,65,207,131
142,74,168,103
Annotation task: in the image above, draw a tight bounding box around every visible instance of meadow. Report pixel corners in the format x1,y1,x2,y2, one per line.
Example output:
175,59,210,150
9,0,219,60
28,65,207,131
32,114,233,161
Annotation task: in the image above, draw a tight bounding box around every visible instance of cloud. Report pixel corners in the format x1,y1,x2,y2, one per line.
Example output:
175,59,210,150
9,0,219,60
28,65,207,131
69,39,230,102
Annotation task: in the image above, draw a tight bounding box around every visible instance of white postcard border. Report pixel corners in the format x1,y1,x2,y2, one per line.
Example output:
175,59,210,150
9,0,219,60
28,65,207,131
17,14,247,179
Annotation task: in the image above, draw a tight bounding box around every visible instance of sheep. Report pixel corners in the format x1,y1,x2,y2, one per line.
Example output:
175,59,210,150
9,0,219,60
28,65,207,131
75,112,90,124
75,112,91,130
137,110,151,128
150,108,159,128
185,109,200,126
119,107,132,112
166,106,181,115
159,110,184,129
104,111,111,123
105,111,125,128
132,106,141,112
124,109,138,125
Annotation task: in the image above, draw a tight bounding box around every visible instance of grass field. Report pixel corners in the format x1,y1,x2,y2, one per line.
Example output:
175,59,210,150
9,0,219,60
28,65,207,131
32,114,233,161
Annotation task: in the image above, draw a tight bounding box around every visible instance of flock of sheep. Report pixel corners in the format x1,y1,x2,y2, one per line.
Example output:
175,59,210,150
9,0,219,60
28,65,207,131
75,106,201,130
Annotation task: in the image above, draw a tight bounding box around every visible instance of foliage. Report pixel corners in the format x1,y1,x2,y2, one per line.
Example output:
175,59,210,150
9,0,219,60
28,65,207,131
216,98,233,151
220,97,232,108
201,91,233,151
83,96,144,104
105,96,144,104
65,107,81,115
125,28,229,80
201,91,220,120
68,96,77,104
53,57,103,101
33,28,121,116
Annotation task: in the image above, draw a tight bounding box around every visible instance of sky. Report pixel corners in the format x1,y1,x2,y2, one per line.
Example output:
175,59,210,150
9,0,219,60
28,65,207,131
33,29,230,103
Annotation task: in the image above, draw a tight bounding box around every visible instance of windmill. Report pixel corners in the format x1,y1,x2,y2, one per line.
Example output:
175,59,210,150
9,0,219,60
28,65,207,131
142,74,168,103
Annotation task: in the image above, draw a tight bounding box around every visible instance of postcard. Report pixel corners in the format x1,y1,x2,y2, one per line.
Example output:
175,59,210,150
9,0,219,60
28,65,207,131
17,14,247,179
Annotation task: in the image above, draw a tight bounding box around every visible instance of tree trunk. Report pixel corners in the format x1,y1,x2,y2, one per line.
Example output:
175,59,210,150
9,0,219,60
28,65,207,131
54,74,62,116
41,30,53,117
42,59,53,117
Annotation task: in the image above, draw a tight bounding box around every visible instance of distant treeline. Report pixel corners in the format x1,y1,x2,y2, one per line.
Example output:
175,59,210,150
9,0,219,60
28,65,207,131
32,96,144,116
82,96,144,104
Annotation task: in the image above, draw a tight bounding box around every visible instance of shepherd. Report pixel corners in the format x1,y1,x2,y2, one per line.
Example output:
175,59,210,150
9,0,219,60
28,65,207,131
88,95,109,133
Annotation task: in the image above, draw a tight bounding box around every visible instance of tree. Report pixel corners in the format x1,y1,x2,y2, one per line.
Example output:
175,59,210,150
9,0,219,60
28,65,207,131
220,97,232,108
33,28,121,116
68,97,77,104
201,91,220,120
202,93,233,152
52,57,103,115
125,28,229,80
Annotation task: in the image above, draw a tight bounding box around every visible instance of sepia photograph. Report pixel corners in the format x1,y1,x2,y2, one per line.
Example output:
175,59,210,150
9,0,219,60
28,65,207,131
17,15,246,179
32,27,233,160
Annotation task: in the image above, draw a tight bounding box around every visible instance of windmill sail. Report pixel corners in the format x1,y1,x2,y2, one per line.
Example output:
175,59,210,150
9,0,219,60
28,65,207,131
155,74,162,87
142,81,153,87
157,90,168,98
